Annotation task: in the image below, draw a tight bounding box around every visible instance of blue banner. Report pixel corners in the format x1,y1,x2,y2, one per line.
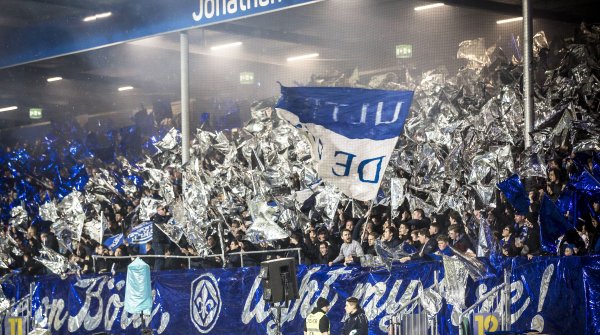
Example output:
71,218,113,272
3,258,600,334
497,174,530,215
1,0,325,69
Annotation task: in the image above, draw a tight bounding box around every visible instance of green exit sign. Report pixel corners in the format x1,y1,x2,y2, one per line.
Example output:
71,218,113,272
240,72,254,85
396,44,412,59
29,108,43,119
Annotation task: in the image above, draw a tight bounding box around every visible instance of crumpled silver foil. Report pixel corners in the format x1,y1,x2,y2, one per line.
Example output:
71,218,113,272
246,198,289,242
39,201,59,222
449,246,491,281
419,286,443,316
138,197,162,222
374,239,412,271
442,255,469,308
457,38,491,68
83,218,104,245
314,186,342,229
9,206,28,231
52,191,85,251
34,246,72,275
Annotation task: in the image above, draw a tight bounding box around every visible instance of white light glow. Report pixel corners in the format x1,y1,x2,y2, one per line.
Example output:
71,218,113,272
497,17,523,24
210,42,243,50
0,106,18,113
287,53,319,62
47,77,62,82
83,12,112,22
414,3,445,11
118,86,134,92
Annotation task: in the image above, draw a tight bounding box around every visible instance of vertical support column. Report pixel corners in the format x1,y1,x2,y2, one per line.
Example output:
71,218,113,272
217,220,227,267
522,0,534,149
180,31,190,166
504,268,512,330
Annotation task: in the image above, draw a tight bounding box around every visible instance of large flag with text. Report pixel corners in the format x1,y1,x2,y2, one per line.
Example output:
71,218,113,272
276,86,413,201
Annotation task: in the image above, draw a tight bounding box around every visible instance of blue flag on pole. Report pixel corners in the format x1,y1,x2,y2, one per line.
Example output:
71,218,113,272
275,86,413,201
104,233,124,251
496,174,530,214
539,195,573,253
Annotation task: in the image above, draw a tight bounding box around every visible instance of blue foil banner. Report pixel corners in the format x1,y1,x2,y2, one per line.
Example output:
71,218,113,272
2,258,600,334
496,174,530,215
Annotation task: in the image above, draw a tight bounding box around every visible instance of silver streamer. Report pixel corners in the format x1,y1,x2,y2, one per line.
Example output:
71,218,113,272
39,201,59,222
52,191,85,251
9,206,28,230
442,255,469,308
34,246,72,275
138,197,162,222
246,198,289,242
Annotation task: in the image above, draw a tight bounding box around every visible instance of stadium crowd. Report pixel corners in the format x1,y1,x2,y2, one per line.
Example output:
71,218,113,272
1,117,599,278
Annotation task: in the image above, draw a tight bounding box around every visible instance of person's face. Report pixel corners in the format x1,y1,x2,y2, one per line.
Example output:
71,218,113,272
322,305,329,313
367,235,376,246
96,245,103,254
319,244,328,255
429,226,438,236
399,224,409,235
411,233,419,242
345,220,354,231
383,229,392,241
344,302,356,315
318,233,327,242
438,241,448,250
230,241,238,250
418,234,427,244
502,227,511,238
549,170,557,182
592,219,599,228
157,207,166,216
412,210,421,220
342,231,351,243
115,248,122,256
593,202,600,213
309,230,316,239
564,248,573,256
448,230,458,240
449,216,457,225
27,227,35,239
514,214,525,224
208,236,215,247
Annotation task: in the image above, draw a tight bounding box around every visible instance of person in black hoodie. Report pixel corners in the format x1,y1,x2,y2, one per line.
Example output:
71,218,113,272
342,297,368,335
399,228,438,262
151,205,171,271
317,242,336,264
381,226,401,249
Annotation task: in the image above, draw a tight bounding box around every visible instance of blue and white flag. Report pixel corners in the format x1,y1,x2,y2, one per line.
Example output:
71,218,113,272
103,221,154,253
276,86,413,201
104,233,124,251
127,221,153,254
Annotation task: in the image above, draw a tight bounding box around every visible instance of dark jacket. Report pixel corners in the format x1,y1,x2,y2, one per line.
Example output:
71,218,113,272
383,237,401,249
342,307,369,335
452,234,474,253
410,238,438,261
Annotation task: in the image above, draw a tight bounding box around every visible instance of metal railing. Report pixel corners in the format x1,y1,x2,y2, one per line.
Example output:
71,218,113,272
92,247,302,270
0,293,32,335
458,270,511,335
389,295,439,335
389,270,441,335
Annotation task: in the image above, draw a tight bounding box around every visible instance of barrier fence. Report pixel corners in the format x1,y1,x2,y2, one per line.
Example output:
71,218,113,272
91,247,302,271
